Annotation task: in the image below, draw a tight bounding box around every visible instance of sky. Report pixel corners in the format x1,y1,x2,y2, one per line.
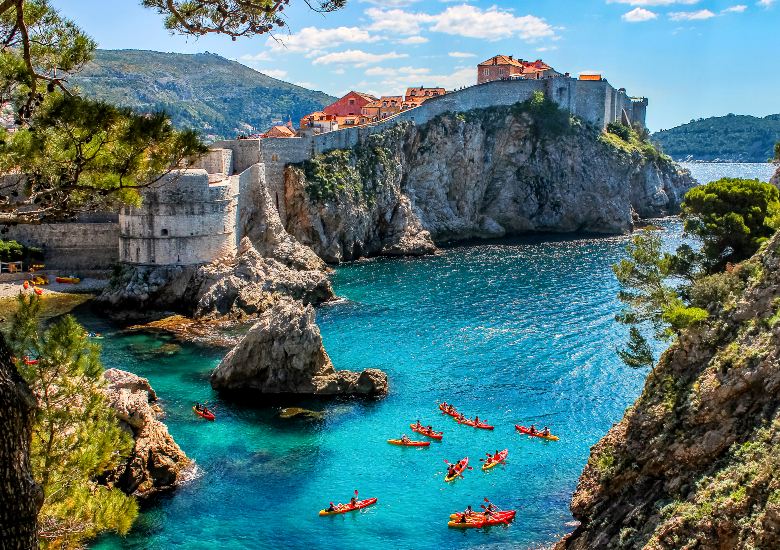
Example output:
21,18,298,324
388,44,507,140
55,0,779,131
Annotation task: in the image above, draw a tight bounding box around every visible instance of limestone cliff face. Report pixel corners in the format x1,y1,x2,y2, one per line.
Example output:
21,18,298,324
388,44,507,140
283,104,694,263
771,163,779,187
557,233,780,549
102,369,190,497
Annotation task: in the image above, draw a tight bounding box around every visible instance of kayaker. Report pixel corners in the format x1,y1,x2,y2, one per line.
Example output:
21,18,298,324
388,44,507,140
349,496,357,507
426,425,433,432
415,419,422,428
401,434,411,444
474,415,480,424
195,402,202,411
542,426,551,437
458,513,468,524
326,502,336,512
465,505,474,516
447,464,456,477
529,424,537,434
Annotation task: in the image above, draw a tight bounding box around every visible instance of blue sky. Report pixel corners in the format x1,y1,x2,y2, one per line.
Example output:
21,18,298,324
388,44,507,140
56,0,778,130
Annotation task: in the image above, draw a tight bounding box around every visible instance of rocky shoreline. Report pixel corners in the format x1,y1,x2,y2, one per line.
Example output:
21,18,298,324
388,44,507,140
102,369,191,497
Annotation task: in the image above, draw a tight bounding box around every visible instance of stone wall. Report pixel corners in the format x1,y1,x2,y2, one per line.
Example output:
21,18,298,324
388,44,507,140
2,222,119,271
119,170,239,265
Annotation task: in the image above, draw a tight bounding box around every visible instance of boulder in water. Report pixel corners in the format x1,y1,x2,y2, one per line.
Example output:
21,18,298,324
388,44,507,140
279,407,325,420
210,298,388,397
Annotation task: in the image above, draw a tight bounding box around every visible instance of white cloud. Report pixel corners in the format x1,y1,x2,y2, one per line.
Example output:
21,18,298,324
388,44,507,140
448,51,476,58
722,4,747,12
239,52,271,63
360,0,420,5
608,0,699,5
622,7,658,21
757,0,774,7
536,46,559,52
365,65,431,77
312,49,408,67
669,8,716,19
397,35,429,44
366,5,555,41
260,69,288,79
269,26,378,54
430,5,555,40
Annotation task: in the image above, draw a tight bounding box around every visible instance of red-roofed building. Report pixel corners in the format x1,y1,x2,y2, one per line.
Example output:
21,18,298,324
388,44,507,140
261,121,296,138
477,55,559,84
323,91,378,117
299,111,338,135
404,87,446,102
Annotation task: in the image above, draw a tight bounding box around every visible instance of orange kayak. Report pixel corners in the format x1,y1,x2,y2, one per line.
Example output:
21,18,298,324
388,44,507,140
387,439,430,447
319,498,377,516
410,424,443,440
457,417,494,430
193,406,215,421
439,403,459,418
444,457,469,482
448,510,516,528
482,449,508,470
516,425,559,441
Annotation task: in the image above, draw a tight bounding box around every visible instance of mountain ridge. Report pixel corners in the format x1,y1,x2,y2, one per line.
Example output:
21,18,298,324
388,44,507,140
72,49,335,141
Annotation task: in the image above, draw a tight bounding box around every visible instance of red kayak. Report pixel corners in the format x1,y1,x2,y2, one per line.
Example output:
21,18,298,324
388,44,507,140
439,403,459,418
410,424,443,440
444,457,469,482
193,406,215,421
457,417,494,430
516,425,559,441
388,438,430,447
319,497,377,516
482,449,509,470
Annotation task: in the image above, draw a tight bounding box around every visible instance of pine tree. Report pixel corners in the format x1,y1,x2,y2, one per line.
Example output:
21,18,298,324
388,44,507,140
617,327,654,370
8,293,138,548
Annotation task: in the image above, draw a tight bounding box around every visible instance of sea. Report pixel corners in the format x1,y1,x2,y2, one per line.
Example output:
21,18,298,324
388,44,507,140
90,163,775,549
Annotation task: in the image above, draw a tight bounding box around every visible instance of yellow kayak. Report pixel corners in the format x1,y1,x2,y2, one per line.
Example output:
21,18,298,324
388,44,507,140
481,449,508,470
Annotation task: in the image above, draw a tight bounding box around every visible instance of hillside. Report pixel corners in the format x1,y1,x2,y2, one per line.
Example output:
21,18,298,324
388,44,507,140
652,113,780,162
71,49,335,141
557,231,780,549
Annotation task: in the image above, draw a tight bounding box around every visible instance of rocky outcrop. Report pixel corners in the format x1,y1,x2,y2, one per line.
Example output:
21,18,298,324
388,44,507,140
557,232,780,549
97,238,333,320
102,369,189,497
210,298,388,397
771,163,779,187
283,102,695,262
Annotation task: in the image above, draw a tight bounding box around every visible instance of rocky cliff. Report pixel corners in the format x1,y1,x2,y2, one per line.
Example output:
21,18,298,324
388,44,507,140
771,163,779,187
284,98,694,263
557,233,780,549
102,369,190,497
210,298,388,396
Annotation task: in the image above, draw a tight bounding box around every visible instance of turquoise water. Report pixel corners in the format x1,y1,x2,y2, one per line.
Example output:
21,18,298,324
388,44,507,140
680,162,776,184
89,227,682,550
86,163,773,549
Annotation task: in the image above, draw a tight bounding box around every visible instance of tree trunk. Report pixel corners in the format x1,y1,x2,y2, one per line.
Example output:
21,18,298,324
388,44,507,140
0,333,42,549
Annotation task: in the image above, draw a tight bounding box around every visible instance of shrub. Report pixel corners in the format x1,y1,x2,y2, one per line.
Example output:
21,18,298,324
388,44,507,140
662,304,709,331
607,121,632,142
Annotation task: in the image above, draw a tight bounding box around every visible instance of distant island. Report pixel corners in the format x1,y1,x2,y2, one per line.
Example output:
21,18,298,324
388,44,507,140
652,113,780,163
72,49,336,141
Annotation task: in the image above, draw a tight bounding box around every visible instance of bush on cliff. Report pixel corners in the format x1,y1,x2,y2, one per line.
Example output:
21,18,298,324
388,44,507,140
8,293,138,548
614,178,780,368
681,178,780,271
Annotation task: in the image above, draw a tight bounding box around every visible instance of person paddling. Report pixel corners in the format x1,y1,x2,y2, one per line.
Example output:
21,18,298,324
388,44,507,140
326,502,336,512
542,426,551,437
349,496,357,507
401,434,411,444
529,424,537,434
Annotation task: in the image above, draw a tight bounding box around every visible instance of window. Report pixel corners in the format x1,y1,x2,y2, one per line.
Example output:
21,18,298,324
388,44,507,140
348,99,355,105
499,68,506,76
161,229,168,236
483,68,490,76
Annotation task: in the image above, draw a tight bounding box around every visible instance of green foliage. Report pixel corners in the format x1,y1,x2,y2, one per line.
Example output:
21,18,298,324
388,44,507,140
516,90,573,137
72,50,335,140
9,293,138,548
0,238,42,262
607,121,632,141
688,270,745,311
300,124,404,204
775,141,780,162
0,93,206,220
681,178,780,271
662,303,709,331
617,327,655,369
652,113,780,162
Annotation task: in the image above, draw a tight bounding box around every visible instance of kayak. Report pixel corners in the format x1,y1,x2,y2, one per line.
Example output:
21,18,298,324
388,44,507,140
387,439,430,447
439,403,459,418
482,449,509,470
444,457,469,482
319,497,377,516
447,510,516,528
457,417,494,430
516,425,559,441
409,424,443,440
34,288,43,295
448,510,516,521
193,406,215,421
55,277,81,284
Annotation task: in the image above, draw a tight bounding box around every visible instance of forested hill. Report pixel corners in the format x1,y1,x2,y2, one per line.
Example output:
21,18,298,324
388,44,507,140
652,113,780,162
72,49,335,141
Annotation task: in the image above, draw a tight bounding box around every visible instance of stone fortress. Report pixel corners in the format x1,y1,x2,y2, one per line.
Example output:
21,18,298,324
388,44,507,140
4,72,649,272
